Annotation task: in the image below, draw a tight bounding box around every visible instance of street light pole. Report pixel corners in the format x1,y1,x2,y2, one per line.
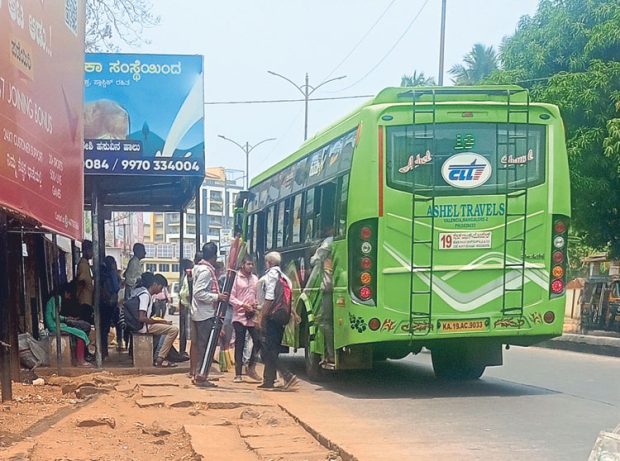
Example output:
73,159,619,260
438,0,447,86
267,71,346,140
217,135,276,190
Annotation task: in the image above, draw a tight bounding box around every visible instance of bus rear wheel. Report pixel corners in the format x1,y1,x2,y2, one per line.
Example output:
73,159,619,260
431,347,486,380
304,326,324,382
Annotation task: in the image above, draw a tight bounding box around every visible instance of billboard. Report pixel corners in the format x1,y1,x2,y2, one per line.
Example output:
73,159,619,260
84,53,205,176
0,1,85,240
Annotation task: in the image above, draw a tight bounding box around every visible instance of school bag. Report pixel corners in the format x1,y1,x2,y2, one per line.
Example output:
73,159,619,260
268,270,292,326
122,291,149,332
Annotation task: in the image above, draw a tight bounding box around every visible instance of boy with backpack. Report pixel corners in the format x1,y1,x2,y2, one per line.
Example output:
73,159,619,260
258,251,298,390
123,272,179,368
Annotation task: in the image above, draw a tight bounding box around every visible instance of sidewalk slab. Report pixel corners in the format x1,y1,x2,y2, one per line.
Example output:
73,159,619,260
536,333,620,357
184,424,256,461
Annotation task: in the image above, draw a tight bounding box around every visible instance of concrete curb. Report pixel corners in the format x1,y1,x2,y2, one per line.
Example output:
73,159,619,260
277,404,359,461
535,334,620,357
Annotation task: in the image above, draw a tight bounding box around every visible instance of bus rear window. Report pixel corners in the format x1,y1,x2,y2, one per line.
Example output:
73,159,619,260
386,123,546,195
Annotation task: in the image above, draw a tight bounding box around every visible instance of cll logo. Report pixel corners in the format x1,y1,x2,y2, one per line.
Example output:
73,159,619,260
441,153,492,189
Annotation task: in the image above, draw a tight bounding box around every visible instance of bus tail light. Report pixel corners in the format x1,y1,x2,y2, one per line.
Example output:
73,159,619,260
551,279,564,294
360,226,372,240
349,219,378,306
553,221,567,234
359,286,373,300
544,311,556,324
552,266,564,278
360,257,372,270
549,215,569,298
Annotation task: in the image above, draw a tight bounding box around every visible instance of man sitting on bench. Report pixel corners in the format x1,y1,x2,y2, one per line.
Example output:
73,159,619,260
135,272,179,368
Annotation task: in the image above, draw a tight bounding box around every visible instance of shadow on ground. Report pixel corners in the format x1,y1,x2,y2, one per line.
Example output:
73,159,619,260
279,351,556,400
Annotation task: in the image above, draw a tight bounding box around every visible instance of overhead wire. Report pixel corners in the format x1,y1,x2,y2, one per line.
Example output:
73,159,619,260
333,0,431,92
258,107,305,167
322,0,398,81
204,95,374,105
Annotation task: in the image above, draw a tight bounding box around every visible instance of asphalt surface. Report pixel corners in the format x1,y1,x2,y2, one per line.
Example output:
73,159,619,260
277,346,620,461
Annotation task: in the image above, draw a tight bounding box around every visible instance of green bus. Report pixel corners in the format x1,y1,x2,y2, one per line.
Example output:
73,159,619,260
239,86,570,380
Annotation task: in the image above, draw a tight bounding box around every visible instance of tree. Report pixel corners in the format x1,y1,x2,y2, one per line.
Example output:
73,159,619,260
448,43,498,85
491,0,620,255
86,0,160,52
400,71,435,86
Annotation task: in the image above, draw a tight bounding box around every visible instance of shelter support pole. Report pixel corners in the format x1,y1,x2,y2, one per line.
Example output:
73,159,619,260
179,207,186,350
91,181,103,369
195,184,201,250
52,234,62,374
19,228,31,342
0,212,12,401
71,240,77,279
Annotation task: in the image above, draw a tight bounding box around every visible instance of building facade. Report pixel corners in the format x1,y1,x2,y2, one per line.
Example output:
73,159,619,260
141,167,244,282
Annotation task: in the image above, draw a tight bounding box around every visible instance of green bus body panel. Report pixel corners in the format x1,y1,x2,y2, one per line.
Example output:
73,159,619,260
249,87,570,356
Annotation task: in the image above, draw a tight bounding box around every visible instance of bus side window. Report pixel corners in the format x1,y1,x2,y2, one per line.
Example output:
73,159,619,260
277,201,285,248
304,189,315,243
292,194,302,244
245,214,252,252
284,197,293,247
336,174,349,237
255,211,266,271
266,206,274,250
248,214,256,254
318,181,337,238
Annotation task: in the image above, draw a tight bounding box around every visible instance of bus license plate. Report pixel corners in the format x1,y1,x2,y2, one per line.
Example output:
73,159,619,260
439,320,488,333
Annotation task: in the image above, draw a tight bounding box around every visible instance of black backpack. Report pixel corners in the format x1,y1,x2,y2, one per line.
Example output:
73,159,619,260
122,292,149,332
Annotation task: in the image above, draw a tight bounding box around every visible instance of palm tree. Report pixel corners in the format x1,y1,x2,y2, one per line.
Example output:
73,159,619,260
400,71,435,87
449,44,498,85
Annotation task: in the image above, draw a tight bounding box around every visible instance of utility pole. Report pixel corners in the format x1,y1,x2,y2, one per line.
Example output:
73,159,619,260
217,136,276,189
267,71,346,140
438,0,447,86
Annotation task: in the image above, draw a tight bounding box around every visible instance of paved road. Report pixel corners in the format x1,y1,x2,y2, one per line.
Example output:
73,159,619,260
274,347,620,460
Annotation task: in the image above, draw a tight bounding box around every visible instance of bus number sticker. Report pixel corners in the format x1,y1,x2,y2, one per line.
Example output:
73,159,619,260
439,232,491,250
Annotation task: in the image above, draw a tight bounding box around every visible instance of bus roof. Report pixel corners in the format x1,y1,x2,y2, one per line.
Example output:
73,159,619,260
251,85,528,188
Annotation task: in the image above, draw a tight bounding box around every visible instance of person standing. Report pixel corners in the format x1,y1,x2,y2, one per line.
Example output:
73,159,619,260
151,284,172,318
310,226,335,364
178,258,194,355
76,240,94,324
134,272,179,367
191,242,229,384
115,276,127,351
230,255,261,383
258,252,297,390
99,256,120,359
124,243,146,300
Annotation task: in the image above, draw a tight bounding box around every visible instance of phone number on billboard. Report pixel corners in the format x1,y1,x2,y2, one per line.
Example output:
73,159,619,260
85,159,201,172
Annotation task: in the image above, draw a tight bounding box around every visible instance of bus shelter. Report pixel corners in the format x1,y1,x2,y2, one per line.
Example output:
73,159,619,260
85,173,203,369
83,52,206,368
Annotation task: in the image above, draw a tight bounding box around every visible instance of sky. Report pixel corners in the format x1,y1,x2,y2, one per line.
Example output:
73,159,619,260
128,0,540,185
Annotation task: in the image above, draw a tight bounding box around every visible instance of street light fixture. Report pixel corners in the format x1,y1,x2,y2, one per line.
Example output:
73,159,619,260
217,135,276,190
267,71,346,141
